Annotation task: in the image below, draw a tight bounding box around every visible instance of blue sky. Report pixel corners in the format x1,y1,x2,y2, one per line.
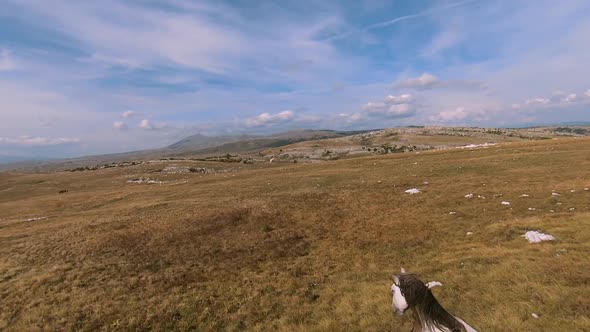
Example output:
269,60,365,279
1,0,589,159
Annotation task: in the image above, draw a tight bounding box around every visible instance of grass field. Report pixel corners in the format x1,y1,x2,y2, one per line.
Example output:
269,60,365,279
1,138,589,331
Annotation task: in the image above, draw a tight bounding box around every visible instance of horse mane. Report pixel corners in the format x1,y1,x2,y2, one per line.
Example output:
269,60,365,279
398,273,466,332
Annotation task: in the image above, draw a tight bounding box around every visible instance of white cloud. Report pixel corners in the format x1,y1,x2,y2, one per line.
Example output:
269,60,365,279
394,73,484,91
338,112,366,123
427,105,496,124
122,110,137,119
362,101,387,112
525,98,550,106
361,93,417,119
388,103,413,116
8,1,247,73
0,49,17,71
139,119,153,130
245,110,295,127
513,89,590,110
384,94,413,104
0,136,81,146
395,73,439,89
113,121,127,130
429,107,471,122
563,93,578,103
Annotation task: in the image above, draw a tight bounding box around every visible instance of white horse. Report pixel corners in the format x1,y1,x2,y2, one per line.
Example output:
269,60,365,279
391,268,478,332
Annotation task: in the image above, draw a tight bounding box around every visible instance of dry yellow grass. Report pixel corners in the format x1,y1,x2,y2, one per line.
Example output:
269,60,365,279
1,138,589,331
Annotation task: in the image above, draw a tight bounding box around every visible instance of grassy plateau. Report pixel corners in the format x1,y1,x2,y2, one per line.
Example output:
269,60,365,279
1,137,589,331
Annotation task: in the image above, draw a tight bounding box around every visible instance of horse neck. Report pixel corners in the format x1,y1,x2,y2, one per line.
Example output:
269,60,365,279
410,291,466,332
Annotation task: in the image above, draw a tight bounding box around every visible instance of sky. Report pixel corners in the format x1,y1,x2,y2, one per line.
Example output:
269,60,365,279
1,0,589,160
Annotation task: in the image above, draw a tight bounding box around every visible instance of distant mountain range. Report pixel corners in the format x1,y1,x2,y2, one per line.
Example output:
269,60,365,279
2,125,589,172
165,129,371,156
0,129,371,172
0,155,48,164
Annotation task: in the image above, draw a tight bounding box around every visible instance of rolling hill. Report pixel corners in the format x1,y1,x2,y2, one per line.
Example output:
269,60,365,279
1,136,589,331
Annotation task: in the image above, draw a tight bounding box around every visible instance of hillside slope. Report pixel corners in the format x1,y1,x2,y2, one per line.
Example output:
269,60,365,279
1,138,589,331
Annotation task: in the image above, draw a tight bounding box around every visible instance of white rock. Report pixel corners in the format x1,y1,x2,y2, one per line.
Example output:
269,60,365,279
501,201,511,205
127,178,166,184
584,188,589,191
570,189,575,193
466,232,473,236
449,211,457,215
405,188,421,194
520,194,530,197
25,217,48,222
569,207,575,211
465,193,474,199
524,231,555,243
477,195,486,199
552,192,561,197
462,143,496,149
528,207,536,211
531,313,540,319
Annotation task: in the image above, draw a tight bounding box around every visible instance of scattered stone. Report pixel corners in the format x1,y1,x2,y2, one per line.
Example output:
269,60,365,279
528,207,536,211
465,193,474,199
531,313,540,319
449,211,457,215
570,189,575,193
161,166,190,174
524,231,556,243
462,143,496,149
405,188,421,194
25,217,48,222
569,207,575,211
552,192,561,197
188,167,219,174
556,202,562,205
501,201,511,205
520,194,530,197
477,195,486,199
584,188,589,191
423,181,429,185
550,209,555,213
466,232,473,236
126,178,167,184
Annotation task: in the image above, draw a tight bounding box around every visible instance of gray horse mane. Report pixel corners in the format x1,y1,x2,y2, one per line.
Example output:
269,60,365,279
397,273,466,332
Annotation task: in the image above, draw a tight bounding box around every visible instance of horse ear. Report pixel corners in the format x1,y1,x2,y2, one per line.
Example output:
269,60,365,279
400,267,406,274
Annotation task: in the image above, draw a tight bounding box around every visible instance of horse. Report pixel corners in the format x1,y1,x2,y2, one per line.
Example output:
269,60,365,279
391,268,478,332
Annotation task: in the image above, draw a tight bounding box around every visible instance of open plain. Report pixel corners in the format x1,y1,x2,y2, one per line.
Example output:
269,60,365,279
1,137,589,331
